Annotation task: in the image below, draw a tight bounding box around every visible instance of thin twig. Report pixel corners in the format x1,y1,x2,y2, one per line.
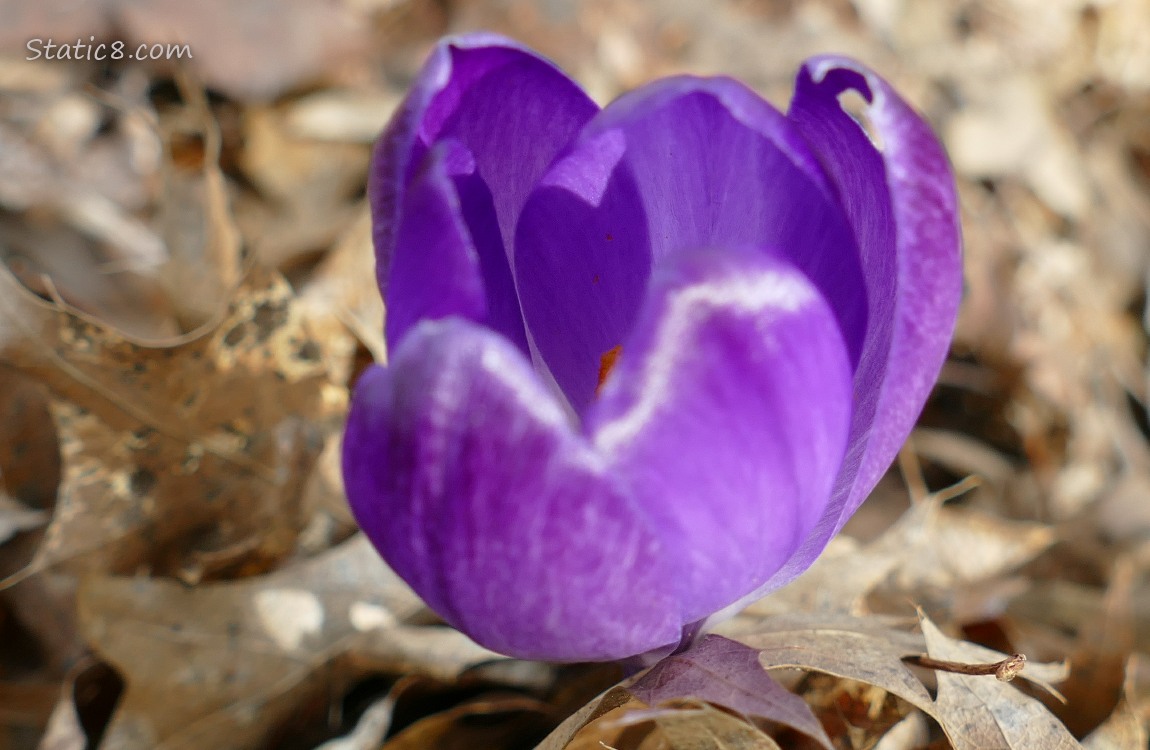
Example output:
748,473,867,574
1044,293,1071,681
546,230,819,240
903,653,1027,682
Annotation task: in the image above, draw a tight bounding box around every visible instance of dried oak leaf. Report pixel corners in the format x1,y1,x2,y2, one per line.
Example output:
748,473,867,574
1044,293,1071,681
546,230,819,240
730,613,936,719
920,616,1081,750
0,259,343,583
643,700,783,749
535,685,635,750
727,492,1057,624
379,694,554,750
722,612,1076,750
573,699,783,750
77,535,500,750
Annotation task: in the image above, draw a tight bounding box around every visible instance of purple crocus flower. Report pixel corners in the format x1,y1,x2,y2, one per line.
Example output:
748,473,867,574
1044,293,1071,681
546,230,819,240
343,34,962,662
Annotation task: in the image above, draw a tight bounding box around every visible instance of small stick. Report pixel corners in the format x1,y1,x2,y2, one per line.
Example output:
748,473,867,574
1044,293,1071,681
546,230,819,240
903,653,1027,682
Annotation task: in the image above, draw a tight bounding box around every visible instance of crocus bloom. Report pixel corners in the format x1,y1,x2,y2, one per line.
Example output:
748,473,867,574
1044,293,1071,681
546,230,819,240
343,34,961,662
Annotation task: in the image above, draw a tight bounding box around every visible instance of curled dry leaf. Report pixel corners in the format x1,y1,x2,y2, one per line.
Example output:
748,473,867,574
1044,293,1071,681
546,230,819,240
0,259,345,584
77,535,500,750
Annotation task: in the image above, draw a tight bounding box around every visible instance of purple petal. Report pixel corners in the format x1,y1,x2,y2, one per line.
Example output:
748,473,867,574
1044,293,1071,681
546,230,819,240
586,247,852,622
369,35,598,340
785,59,963,543
343,318,683,661
514,129,652,412
516,76,867,413
383,146,486,348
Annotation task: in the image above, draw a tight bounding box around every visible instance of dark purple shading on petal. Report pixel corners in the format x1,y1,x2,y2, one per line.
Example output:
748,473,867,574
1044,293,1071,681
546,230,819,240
383,146,487,348
516,77,866,412
766,57,962,587
586,247,852,623
343,319,683,662
368,34,598,348
515,129,653,412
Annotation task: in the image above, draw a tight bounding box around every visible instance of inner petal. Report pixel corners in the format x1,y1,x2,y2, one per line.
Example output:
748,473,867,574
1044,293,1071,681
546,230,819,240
516,129,653,413
601,80,867,364
423,48,599,256
515,77,867,414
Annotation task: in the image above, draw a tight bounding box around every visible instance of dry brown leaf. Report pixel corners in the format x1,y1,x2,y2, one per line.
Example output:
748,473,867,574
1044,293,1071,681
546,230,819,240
534,686,635,750
35,661,123,750
235,105,367,270
0,495,48,548
879,497,1057,591
643,700,782,749
564,699,782,750
77,535,499,750
796,673,916,750
1,71,239,339
152,75,243,328
299,206,387,366
0,369,60,520
718,612,1076,748
728,535,898,618
1076,653,1150,750
1082,697,1149,750
727,614,936,718
284,88,402,144
312,693,394,750
920,616,1081,750
0,259,345,583
379,695,553,750
728,492,1056,624
871,711,931,750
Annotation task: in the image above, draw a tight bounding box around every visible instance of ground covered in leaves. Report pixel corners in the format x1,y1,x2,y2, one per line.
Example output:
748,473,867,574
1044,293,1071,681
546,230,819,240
1,0,1149,748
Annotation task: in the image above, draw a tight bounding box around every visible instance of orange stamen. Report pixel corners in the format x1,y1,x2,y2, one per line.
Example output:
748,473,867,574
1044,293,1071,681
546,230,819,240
596,345,623,396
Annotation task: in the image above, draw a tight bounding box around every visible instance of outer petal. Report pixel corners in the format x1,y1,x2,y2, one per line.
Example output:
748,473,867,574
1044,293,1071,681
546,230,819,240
785,58,963,545
343,319,683,661
517,77,866,413
586,247,853,623
369,35,597,345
